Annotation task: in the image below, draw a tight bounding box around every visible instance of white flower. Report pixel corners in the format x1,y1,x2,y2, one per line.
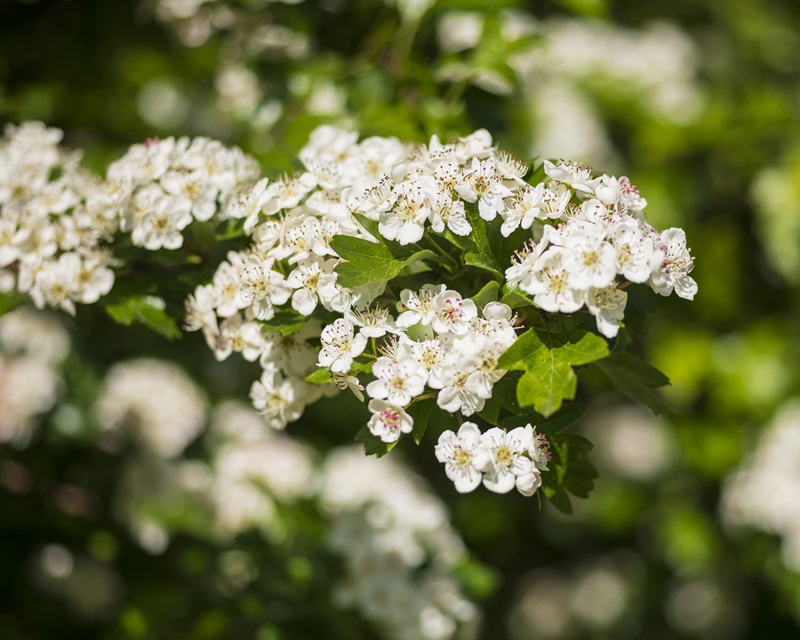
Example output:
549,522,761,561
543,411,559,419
528,428,552,472
286,257,333,316
543,159,599,195
185,283,218,347
481,426,539,495
409,338,447,385
249,366,307,430
29,254,80,315
429,193,471,236
345,304,399,338
431,290,478,335
318,318,368,373
367,399,414,443
72,252,114,304
433,366,485,417
455,158,512,221
609,219,654,283
238,257,292,321
524,247,585,313
435,422,491,493
505,238,547,293
378,181,429,245
618,176,647,212
131,194,193,250
586,285,627,338
366,357,426,406
397,284,445,328
331,372,365,401
649,228,697,300
563,225,618,290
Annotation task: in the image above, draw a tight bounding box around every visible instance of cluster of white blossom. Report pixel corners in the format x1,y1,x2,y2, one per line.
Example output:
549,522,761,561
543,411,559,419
0,307,70,446
95,358,207,458
104,134,259,250
504,159,697,338
321,447,479,640
185,124,695,495
435,422,551,496
0,122,116,315
207,400,315,539
93,361,478,639
721,400,800,573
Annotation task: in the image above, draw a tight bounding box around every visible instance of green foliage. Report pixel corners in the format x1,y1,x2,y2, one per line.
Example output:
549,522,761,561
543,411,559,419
260,307,308,336
330,235,436,288
0,292,26,316
541,433,599,515
594,351,674,415
408,397,437,445
499,325,609,417
104,295,182,341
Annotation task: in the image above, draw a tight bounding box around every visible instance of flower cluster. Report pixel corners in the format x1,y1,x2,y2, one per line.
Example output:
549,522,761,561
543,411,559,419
184,124,696,496
434,422,551,495
91,359,478,639
104,135,259,250
321,447,479,640
95,358,207,458
0,306,70,446
504,160,697,338
0,122,116,315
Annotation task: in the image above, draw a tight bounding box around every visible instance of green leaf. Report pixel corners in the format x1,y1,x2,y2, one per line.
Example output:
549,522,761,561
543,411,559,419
331,235,435,288
500,285,535,309
499,327,609,417
542,485,573,515
408,397,436,445
350,212,381,242
0,292,26,316
594,352,675,415
463,204,502,277
461,203,526,278
536,402,588,435
105,295,182,341
552,0,608,18
541,431,599,512
355,425,397,458
260,307,308,336
305,368,332,384
471,280,500,307
478,397,501,424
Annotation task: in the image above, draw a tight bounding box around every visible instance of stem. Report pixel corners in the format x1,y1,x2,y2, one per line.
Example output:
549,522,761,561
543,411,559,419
424,231,460,269
408,392,437,405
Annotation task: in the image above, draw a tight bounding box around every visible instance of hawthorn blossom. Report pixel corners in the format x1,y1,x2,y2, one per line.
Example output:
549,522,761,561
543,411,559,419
435,422,492,493
586,285,627,338
366,357,426,406
367,399,414,443
431,290,478,335
455,158,512,221
649,228,697,300
318,319,368,373
481,426,540,495
524,247,585,313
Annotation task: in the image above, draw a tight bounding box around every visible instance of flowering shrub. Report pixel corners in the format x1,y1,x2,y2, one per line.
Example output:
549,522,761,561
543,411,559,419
0,120,697,512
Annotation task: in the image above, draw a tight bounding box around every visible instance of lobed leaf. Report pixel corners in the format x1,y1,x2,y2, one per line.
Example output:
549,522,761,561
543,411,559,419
499,327,609,416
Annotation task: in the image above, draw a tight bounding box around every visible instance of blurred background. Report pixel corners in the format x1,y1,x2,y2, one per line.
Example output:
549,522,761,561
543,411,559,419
2,0,800,638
